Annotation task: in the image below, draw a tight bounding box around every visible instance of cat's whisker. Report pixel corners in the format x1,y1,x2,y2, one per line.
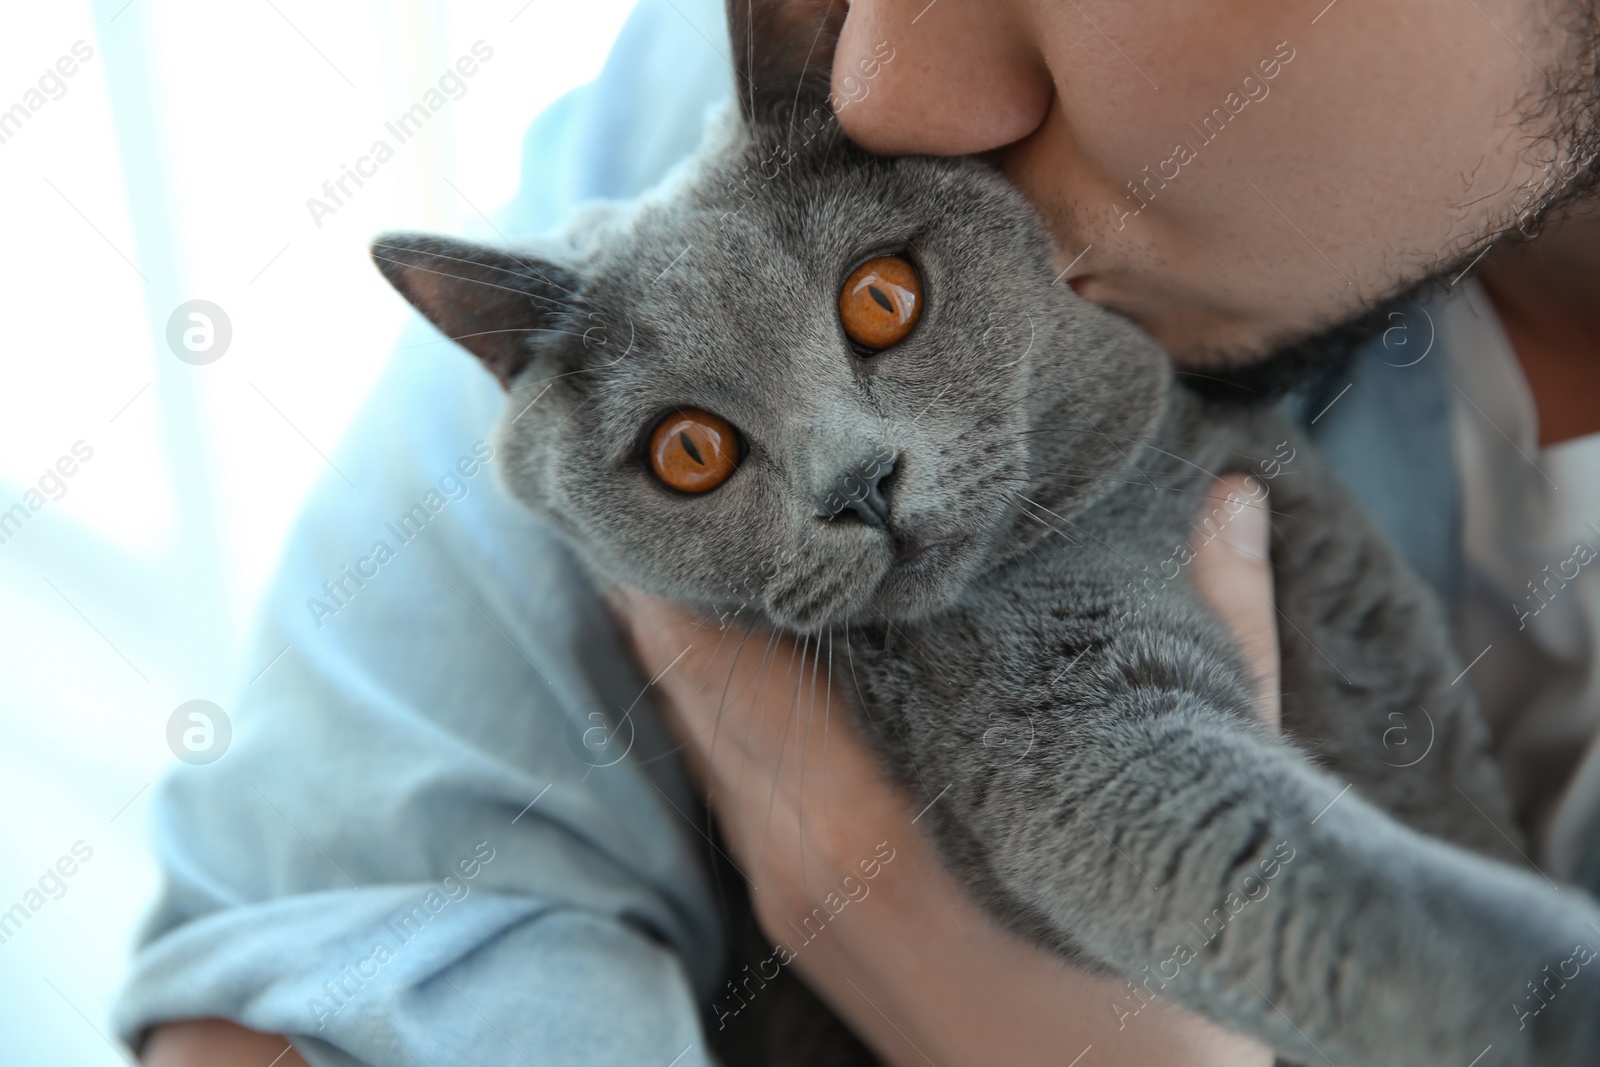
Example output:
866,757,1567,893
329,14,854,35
735,625,786,819
701,603,755,775
760,627,810,862
989,464,1186,496
1008,492,1161,580
546,391,600,434
581,312,638,369
968,373,1123,415
843,621,940,803
1015,423,1239,485
797,628,827,889
1008,492,1165,555
1009,500,1087,550
369,252,588,321
735,620,785,839
522,364,601,391
822,626,836,820
1011,476,1190,511
507,316,638,389
369,241,584,302
779,11,833,153
398,326,594,350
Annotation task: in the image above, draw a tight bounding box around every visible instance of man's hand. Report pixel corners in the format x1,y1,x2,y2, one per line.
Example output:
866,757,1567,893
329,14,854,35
141,1019,309,1067
609,475,1279,1067
142,478,1275,1067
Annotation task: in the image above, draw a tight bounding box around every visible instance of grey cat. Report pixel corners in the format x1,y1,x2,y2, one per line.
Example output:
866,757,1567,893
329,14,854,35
370,2,1600,1063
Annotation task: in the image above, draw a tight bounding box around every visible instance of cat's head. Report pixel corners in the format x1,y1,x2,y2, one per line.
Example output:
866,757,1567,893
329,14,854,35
372,0,1169,632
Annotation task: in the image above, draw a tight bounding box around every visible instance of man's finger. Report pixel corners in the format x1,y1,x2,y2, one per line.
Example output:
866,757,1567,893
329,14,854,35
606,586,814,763
1188,475,1281,729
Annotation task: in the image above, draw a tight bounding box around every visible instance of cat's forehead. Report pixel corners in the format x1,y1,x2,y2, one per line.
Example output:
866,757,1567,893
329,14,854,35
608,118,950,270
579,155,895,371
557,117,1047,432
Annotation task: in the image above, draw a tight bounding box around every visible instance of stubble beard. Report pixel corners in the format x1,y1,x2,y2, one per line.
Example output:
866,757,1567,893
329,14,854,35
1183,3,1600,404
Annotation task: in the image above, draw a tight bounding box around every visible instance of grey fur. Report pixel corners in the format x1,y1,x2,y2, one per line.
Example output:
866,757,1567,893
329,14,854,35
370,5,1600,1062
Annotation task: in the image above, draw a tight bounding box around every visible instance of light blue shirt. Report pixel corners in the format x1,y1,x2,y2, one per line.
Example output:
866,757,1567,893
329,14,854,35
111,1,1483,1063
114,2,738,1064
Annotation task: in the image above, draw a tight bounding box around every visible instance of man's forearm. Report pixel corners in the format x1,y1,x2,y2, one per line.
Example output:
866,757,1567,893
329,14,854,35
141,1020,309,1067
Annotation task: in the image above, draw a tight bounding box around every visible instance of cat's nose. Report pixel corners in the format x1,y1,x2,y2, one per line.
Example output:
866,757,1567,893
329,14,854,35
817,450,899,528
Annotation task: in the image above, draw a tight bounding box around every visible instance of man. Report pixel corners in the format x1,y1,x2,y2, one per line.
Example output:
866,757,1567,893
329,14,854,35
132,1,1600,1064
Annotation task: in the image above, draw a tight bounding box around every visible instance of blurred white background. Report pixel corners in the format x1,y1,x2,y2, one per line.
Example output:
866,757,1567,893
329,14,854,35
0,1,639,1061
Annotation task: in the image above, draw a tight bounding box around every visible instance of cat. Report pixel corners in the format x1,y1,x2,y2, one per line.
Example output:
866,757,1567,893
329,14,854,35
369,2,1600,1063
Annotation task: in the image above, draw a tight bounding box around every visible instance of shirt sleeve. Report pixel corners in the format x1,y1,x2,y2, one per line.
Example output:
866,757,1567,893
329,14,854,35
112,1,739,1064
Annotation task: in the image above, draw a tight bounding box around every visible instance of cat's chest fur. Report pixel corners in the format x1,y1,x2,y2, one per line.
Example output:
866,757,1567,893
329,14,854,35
844,391,1266,758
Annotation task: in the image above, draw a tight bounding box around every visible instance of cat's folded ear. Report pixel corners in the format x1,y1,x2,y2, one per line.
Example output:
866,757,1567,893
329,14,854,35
370,232,580,390
728,0,848,127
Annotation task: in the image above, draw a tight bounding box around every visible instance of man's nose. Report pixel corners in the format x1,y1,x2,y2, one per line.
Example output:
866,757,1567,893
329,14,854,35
831,0,1053,157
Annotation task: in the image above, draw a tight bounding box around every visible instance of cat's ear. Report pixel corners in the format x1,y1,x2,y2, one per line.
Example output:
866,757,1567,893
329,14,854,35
370,232,580,390
727,0,849,128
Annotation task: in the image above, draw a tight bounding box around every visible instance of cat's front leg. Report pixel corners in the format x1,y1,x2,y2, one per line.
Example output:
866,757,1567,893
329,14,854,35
942,699,1600,1067
1251,428,1524,859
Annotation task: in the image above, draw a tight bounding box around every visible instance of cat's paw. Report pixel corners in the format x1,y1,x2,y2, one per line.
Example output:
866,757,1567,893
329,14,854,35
1501,897,1600,1067
1519,945,1600,1067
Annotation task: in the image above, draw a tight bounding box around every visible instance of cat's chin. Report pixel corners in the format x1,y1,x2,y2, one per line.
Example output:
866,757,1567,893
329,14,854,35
764,534,976,633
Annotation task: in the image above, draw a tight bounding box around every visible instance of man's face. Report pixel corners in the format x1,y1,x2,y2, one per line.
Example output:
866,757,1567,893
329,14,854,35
831,0,1576,365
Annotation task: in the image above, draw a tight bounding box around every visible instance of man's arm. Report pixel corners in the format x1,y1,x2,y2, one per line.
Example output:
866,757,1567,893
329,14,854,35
115,4,743,1063
142,1020,309,1067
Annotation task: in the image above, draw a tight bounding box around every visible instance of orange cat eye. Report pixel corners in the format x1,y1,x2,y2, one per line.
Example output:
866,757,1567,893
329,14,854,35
839,255,922,352
649,408,741,493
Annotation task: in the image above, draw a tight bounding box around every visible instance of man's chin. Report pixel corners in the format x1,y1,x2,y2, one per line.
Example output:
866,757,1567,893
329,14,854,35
1083,284,1354,398
1165,280,1440,405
